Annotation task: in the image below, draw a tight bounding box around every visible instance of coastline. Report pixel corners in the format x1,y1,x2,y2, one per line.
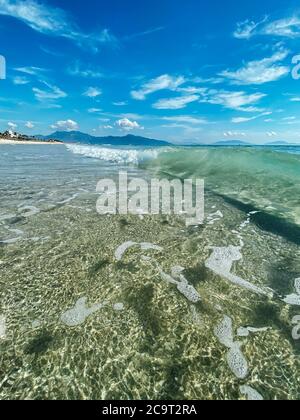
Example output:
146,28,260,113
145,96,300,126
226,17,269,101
0,138,63,145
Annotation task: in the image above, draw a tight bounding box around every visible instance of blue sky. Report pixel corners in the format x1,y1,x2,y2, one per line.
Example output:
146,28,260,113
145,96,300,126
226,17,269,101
0,0,300,144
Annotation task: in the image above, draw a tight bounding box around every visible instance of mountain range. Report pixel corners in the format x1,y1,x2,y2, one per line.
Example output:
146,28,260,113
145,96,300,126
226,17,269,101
36,131,171,147
35,131,299,147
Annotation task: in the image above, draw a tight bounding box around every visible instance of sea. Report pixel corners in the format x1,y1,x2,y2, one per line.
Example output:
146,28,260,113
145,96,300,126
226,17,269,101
0,143,300,400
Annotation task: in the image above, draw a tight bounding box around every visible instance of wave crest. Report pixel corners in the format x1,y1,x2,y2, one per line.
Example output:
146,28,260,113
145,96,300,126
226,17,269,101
66,144,163,165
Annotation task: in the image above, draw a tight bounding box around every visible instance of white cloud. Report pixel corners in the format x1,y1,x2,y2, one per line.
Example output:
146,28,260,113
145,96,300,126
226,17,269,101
176,86,208,94
290,97,300,102
13,76,30,85
224,131,246,137
282,116,296,121
68,62,103,78
83,87,102,98
161,116,208,124
233,16,267,39
200,90,266,112
232,111,272,123
267,131,278,137
220,50,289,85
234,15,300,39
125,26,165,41
264,16,300,38
0,0,116,51
153,95,199,110
8,122,17,130
25,121,34,129
88,108,102,113
131,74,185,100
103,125,113,129
115,118,141,131
14,66,46,75
113,101,127,106
33,82,67,101
51,119,79,131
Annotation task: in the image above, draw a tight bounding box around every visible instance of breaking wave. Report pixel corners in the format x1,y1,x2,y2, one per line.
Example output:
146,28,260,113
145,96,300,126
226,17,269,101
66,144,166,165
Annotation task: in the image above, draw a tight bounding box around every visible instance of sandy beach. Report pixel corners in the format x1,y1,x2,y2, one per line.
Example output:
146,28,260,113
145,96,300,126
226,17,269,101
0,138,62,145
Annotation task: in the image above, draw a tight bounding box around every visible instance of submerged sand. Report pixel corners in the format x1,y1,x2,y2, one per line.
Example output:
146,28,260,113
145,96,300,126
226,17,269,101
1,188,300,400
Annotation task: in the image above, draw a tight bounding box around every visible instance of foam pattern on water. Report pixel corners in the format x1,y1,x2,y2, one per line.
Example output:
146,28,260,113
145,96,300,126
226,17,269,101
240,385,264,401
0,315,6,339
214,316,234,349
227,342,249,379
115,241,163,261
214,316,249,379
158,265,201,303
61,297,107,327
205,246,270,296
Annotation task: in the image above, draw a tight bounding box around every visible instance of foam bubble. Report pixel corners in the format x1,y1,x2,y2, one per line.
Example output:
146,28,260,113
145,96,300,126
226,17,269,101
176,281,201,304
207,210,223,225
61,297,107,327
295,278,300,295
113,303,124,311
115,241,137,261
240,385,263,401
158,266,201,303
237,326,270,337
0,315,6,339
214,316,234,349
205,246,269,296
115,241,163,261
227,342,248,379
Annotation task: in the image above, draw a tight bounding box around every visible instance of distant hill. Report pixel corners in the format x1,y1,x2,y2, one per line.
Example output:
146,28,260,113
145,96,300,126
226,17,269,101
36,131,171,147
213,140,250,146
267,141,293,146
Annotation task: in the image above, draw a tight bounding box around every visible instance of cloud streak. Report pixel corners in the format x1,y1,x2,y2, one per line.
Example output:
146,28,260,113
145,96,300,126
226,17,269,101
131,74,185,100
234,15,300,39
220,49,289,85
153,95,199,110
0,0,116,51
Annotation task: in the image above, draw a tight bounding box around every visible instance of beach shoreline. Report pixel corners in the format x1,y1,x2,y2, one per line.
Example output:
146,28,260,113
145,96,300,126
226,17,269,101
0,138,63,145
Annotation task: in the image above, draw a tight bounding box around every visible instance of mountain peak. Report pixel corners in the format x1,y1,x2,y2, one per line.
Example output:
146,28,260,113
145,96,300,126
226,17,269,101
36,131,171,147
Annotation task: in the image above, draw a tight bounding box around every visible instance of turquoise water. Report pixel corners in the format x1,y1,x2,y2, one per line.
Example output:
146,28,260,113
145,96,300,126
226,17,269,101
0,143,300,400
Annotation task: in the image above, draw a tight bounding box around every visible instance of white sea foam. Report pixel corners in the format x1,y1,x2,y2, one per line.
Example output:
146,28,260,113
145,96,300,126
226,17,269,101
18,205,40,218
66,144,160,165
0,226,24,245
214,316,249,379
240,385,263,401
207,210,223,225
158,265,201,303
0,315,6,339
61,297,107,327
57,193,79,205
214,316,234,349
113,303,124,311
205,246,269,296
237,326,270,337
295,278,300,295
227,342,249,379
115,241,163,261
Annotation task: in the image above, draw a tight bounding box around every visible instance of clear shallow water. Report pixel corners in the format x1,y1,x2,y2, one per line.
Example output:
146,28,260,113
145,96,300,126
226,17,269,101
0,144,300,400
